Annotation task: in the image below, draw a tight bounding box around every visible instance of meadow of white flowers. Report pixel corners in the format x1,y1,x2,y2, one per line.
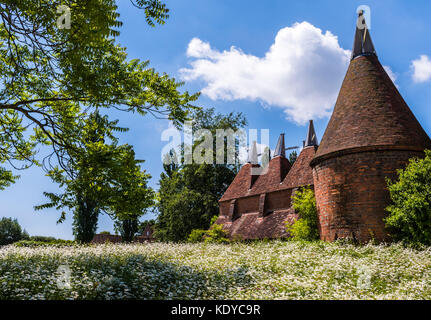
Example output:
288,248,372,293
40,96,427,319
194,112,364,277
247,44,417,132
0,241,430,300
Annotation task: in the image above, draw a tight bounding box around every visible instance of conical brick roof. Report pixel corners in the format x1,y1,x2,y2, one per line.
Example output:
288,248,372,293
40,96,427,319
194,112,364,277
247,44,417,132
314,36,431,163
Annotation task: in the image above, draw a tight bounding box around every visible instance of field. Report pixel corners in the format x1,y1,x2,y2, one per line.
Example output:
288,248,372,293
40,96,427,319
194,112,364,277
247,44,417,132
1,241,430,300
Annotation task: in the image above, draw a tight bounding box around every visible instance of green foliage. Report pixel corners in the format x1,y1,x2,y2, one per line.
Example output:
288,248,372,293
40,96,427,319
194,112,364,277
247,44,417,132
0,217,29,245
156,186,216,242
385,150,431,245
29,236,57,242
155,108,247,242
0,0,198,189
286,187,319,241
72,199,100,243
287,219,315,241
35,112,155,243
187,216,229,244
99,231,111,235
114,216,140,242
288,151,298,165
131,0,170,26
187,229,207,243
204,222,229,244
13,239,76,247
0,168,19,190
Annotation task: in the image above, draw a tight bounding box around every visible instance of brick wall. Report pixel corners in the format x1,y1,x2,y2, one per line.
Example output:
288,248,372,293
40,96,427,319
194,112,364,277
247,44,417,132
313,149,424,243
235,195,260,216
265,189,292,213
217,188,300,239
91,234,123,244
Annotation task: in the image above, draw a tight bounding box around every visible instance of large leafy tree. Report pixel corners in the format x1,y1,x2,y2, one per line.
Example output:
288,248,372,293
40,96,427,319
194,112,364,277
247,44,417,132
155,108,247,242
0,0,198,188
35,112,155,243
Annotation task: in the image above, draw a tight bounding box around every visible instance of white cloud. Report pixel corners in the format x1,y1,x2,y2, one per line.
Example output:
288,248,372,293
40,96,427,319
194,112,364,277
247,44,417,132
411,55,431,83
383,65,398,88
180,22,351,124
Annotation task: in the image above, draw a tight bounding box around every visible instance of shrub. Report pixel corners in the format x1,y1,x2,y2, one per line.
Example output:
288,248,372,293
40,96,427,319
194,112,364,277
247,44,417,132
231,234,243,242
187,216,229,244
29,235,57,242
0,217,29,246
187,229,206,243
286,187,319,241
99,231,111,235
385,150,431,245
204,223,229,244
13,239,77,247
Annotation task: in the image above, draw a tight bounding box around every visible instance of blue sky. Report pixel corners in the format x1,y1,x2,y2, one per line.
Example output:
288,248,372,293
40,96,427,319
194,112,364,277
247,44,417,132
2,0,431,240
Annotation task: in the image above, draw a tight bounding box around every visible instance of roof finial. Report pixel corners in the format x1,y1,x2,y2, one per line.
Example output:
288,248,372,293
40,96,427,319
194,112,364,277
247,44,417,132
305,120,318,147
247,140,259,164
274,133,286,158
351,10,376,60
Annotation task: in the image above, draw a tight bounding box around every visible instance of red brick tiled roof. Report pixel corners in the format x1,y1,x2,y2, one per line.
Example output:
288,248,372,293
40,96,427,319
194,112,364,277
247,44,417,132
282,146,316,188
219,163,259,201
220,146,316,202
249,156,291,194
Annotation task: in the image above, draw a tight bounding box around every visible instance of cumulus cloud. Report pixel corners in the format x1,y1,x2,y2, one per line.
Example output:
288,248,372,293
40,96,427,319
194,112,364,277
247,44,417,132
411,55,431,83
180,22,351,124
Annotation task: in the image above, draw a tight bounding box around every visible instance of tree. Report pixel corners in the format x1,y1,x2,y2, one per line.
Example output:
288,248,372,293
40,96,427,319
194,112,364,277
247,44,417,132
35,112,155,243
0,217,29,245
155,108,247,242
385,150,431,245
116,217,157,242
0,0,198,189
286,187,319,241
114,215,140,242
